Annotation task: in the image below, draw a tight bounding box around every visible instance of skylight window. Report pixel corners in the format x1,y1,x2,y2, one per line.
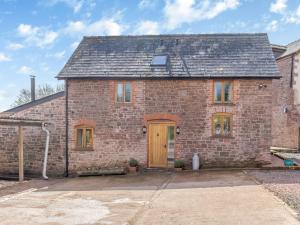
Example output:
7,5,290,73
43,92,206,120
151,55,168,66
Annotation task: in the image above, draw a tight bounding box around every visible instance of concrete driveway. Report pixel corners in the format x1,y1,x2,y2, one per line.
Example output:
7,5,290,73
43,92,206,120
0,171,299,225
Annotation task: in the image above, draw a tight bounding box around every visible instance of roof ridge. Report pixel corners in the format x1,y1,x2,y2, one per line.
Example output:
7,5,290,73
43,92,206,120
287,38,300,47
83,33,267,39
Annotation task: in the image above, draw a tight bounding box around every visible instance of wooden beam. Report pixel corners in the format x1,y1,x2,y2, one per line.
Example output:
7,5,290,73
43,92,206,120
18,126,24,182
0,120,42,127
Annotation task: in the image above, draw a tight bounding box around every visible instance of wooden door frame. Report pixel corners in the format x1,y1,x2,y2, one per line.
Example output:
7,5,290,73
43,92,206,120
147,120,176,168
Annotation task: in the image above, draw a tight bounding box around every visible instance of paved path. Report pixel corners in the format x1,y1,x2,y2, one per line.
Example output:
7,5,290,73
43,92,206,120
0,171,299,225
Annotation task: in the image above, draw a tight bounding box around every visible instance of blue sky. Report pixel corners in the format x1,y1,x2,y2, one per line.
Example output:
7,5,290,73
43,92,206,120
0,0,300,111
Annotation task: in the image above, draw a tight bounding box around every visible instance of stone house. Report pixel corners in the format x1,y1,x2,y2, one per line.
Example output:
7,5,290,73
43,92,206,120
0,33,280,176
271,39,300,150
57,33,279,174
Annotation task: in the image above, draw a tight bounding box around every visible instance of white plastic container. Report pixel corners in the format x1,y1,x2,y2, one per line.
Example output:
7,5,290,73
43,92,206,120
192,153,200,170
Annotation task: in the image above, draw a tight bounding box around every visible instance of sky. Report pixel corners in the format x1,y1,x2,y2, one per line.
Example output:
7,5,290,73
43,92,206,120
0,0,300,111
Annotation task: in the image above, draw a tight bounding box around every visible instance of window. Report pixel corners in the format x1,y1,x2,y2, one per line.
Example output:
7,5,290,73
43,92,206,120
76,127,93,149
214,81,233,103
151,55,168,66
212,113,232,136
116,82,132,103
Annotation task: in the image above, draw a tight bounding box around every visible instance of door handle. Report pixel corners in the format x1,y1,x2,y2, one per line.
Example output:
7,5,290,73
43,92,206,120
164,144,167,148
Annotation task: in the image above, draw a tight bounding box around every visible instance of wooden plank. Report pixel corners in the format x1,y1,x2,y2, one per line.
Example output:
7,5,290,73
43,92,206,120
18,126,24,182
0,120,42,127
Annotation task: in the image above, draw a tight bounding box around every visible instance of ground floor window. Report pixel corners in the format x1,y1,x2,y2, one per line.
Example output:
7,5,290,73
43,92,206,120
76,127,94,149
212,113,232,137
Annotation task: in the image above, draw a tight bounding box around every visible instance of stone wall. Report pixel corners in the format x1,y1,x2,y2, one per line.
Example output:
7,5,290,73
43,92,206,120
68,79,272,173
272,55,300,149
0,95,66,176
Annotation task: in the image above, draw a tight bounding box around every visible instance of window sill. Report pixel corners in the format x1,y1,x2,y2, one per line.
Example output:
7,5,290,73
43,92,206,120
73,147,94,151
115,102,132,105
212,103,235,106
210,135,234,139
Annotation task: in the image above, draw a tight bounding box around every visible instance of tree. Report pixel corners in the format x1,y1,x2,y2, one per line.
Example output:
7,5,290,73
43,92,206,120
12,83,64,107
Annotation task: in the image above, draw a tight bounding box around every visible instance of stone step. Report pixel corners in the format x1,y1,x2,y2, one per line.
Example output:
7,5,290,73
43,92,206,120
142,168,174,173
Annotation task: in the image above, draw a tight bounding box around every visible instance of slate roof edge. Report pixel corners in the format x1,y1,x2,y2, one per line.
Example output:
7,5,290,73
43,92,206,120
4,91,65,113
57,75,281,80
271,44,287,50
277,49,300,60
81,33,268,39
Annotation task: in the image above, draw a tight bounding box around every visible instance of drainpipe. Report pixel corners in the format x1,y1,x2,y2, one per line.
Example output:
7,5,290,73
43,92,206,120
290,54,295,88
42,123,50,180
65,79,69,177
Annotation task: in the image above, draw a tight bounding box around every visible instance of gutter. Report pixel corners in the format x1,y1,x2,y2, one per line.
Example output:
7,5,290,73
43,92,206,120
65,79,69,177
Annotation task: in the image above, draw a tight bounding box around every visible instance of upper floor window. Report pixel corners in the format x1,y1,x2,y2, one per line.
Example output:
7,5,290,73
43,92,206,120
212,113,232,137
116,82,132,103
214,80,233,104
76,127,93,149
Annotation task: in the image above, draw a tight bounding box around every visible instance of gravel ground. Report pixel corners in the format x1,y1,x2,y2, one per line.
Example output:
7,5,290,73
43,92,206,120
0,180,17,190
247,170,300,215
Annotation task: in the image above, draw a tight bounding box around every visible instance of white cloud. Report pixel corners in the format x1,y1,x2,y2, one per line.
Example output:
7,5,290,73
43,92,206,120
135,20,160,35
266,20,279,32
70,41,79,49
0,53,11,62
0,90,8,101
270,0,287,14
164,0,240,30
269,1,300,25
43,0,84,13
53,51,66,59
64,21,85,33
18,66,34,75
138,0,156,9
64,13,125,36
284,4,300,24
7,43,24,50
17,24,58,48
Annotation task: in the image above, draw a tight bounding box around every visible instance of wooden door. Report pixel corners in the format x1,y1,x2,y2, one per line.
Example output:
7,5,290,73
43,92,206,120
148,123,168,167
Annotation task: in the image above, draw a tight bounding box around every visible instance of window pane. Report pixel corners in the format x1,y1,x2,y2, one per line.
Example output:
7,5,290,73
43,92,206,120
151,55,168,66
125,82,131,102
213,116,222,135
116,83,123,102
167,126,175,141
214,82,222,102
224,82,232,103
76,129,83,147
85,129,92,147
223,117,231,135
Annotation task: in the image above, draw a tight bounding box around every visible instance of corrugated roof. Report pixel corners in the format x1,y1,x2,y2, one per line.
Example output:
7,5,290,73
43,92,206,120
57,33,280,79
4,91,65,113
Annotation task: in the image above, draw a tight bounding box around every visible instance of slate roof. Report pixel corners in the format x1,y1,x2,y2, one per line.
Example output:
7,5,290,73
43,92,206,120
4,91,65,113
57,33,280,79
271,44,287,59
279,38,300,58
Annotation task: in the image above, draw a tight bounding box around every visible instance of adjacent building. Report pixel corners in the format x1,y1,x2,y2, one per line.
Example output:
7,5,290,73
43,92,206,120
272,39,300,150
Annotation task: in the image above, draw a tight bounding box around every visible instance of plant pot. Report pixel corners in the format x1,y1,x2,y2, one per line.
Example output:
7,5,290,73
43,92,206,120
128,166,137,173
174,168,182,172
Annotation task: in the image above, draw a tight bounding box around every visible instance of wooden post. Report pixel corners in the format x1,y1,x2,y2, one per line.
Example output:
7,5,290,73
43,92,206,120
18,126,24,182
